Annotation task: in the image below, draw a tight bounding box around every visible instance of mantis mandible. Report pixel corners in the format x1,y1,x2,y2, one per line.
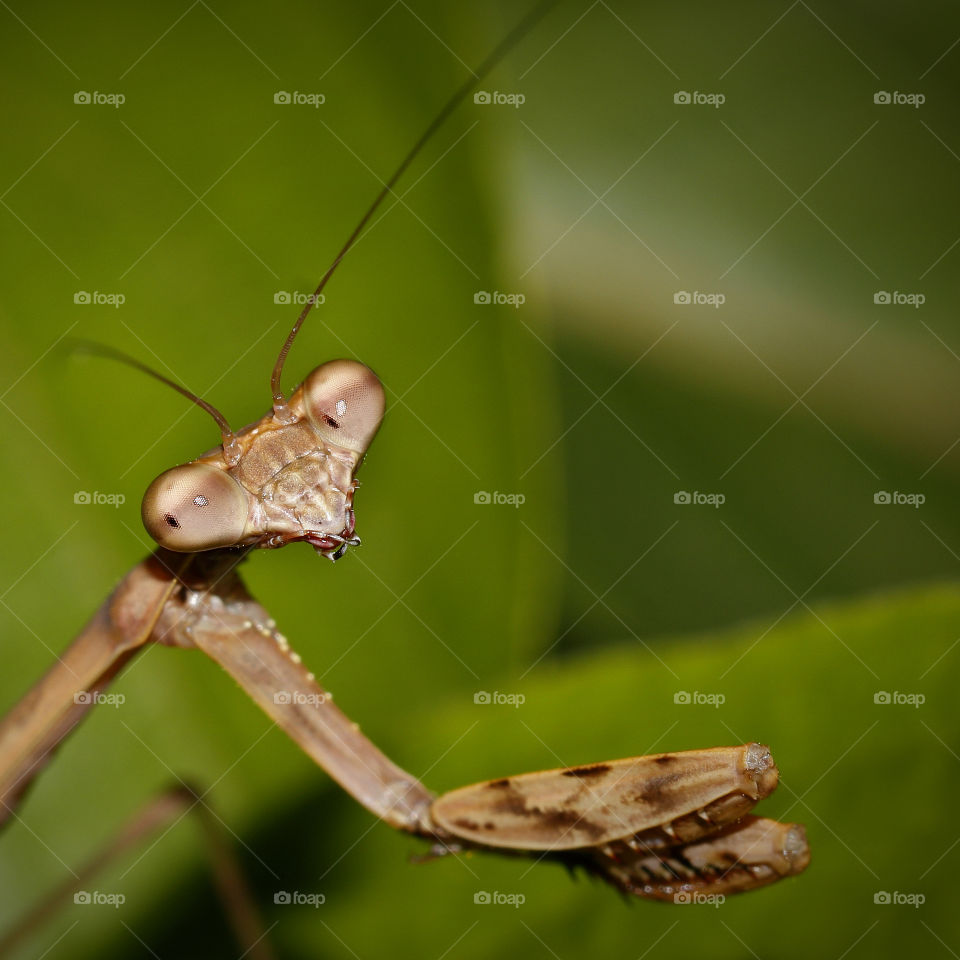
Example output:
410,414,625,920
0,1,809,947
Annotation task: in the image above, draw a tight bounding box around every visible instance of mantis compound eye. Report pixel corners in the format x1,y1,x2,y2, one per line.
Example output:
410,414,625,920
142,463,248,551
303,359,385,455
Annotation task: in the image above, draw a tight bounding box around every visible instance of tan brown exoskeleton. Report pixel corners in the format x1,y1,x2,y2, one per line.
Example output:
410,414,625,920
0,2,808,953
141,359,384,560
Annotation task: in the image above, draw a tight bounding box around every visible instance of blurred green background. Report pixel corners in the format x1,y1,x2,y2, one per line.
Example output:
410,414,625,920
0,0,958,957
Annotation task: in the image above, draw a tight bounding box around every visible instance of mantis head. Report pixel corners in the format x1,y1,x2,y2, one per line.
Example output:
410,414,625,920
141,359,385,558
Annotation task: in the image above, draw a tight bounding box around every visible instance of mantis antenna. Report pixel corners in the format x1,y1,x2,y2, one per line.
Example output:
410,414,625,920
68,340,242,465
268,0,559,422
69,2,558,460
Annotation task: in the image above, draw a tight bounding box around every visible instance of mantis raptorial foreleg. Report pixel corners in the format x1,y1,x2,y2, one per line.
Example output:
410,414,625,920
161,554,809,901
1,545,808,907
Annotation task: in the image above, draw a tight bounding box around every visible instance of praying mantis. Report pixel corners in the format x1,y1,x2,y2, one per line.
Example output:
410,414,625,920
0,1,809,954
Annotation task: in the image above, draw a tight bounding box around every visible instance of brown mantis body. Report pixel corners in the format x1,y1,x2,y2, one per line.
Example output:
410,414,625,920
0,1,809,947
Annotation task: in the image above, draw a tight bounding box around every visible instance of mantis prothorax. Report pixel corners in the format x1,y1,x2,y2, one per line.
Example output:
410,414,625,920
0,0,809,942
